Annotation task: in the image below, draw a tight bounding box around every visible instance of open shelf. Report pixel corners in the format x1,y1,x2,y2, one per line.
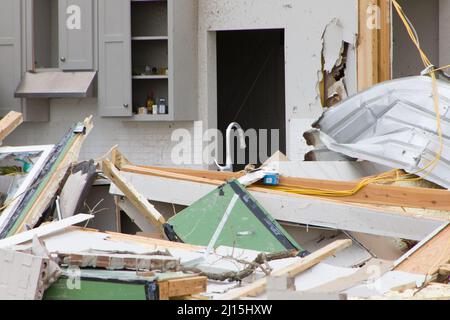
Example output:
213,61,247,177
130,0,169,120
125,114,173,122
132,36,168,41
132,75,168,80
131,1,167,37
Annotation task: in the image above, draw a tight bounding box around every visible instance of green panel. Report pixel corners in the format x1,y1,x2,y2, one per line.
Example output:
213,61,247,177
44,277,147,300
168,180,302,253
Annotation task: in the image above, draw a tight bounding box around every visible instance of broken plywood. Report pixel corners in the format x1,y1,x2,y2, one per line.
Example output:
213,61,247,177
0,111,23,143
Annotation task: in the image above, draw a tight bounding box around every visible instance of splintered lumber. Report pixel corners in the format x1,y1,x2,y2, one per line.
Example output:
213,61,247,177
120,164,450,212
57,252,180,272
395,224,450,275
110,168,444,240
5,116,94,236
0,215,94,248
102,159,166,235
104,231,203,251
158,276,207,300
218,239,352,300
0,111,23,142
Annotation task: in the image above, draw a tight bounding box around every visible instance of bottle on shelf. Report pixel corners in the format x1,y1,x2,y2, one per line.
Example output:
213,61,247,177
158,98,167,115
146,90,155,113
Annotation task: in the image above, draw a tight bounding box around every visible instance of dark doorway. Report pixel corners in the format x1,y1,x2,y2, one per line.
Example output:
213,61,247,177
217,29,286,170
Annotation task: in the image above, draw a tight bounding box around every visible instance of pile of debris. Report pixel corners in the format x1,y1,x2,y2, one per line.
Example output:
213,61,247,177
0,77,449,300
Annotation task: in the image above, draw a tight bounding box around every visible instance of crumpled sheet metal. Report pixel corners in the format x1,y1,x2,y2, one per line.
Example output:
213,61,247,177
316,76,450,189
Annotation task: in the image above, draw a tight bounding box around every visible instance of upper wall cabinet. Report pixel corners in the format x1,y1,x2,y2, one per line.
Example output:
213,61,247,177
0,0,22,116
99,0,198,121
59,0,94,70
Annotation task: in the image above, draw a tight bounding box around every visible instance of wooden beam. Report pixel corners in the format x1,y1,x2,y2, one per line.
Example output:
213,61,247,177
358,0,379,91
104,231,203,251
109,170,444,240
395,224,450,275
158,276,208,300
111,146,131,169
121,164,226,186
56,251,180,271
0,111,23,142
378,0,392,82
358,0,392,91
120,164,450,212
102,159,167,236
218,240,352,300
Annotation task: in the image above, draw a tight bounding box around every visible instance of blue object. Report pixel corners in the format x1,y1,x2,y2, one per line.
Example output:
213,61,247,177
263,173,279,186
15,158,32,173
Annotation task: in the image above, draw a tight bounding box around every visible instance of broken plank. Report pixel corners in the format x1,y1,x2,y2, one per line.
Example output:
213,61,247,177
121,164,450,211
102,159,166,235
0,214,93,248
11,116,94,234
158,276,208,300
121,164,225,185
0,111,23,142
56,252,180,272
358,0,379,91
395,224,450,275
104,231,203,252
218,240,352,300
109,171,444,240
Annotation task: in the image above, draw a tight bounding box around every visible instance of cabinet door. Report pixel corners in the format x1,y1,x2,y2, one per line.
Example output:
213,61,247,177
0,0,22,115
169,0,198,121
59,0,94,70
98,0,132,117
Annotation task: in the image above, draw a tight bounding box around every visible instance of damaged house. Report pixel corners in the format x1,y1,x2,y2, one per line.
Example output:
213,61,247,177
0,0,448,301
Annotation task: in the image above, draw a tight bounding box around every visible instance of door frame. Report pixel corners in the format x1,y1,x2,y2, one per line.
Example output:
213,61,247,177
357,0,392,91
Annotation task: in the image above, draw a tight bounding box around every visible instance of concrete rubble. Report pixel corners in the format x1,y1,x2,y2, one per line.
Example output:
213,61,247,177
0,78,449,301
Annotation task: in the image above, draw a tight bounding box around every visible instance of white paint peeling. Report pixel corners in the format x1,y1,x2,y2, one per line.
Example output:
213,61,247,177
322,19,345,73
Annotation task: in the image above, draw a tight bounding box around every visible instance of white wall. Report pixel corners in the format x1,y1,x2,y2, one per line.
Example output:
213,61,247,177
5,98,196,166
197,0,358,160
5,0,358,165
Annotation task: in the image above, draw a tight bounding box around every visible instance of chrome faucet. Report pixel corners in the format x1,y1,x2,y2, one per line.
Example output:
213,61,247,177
215,122,247,172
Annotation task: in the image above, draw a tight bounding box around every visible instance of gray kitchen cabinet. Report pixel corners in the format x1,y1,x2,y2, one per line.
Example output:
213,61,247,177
0,0,22,116
59,0,94,70
98,0,132,117
99,0,198,121
168,0,198,121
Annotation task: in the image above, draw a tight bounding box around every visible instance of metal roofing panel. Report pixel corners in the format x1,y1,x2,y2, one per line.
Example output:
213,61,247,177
316,76,450,189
